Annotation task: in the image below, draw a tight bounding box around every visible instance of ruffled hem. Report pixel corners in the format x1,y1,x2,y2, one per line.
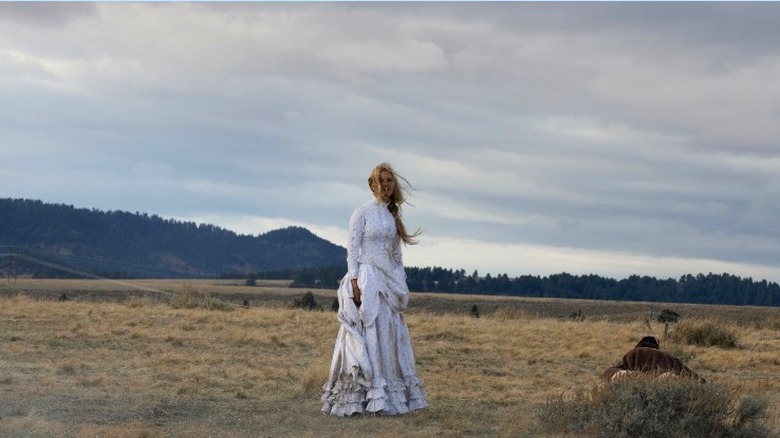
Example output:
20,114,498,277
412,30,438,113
322,376,428,417
321,375,370,416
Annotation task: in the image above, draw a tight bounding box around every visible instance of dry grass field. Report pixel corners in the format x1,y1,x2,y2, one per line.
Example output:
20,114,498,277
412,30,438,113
1,278,779,437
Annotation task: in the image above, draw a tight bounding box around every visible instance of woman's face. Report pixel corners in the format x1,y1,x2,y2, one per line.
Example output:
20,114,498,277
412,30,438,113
375,170,395,201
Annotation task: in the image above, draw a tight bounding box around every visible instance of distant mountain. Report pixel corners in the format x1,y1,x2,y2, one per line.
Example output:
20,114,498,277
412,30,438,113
0,198,345,278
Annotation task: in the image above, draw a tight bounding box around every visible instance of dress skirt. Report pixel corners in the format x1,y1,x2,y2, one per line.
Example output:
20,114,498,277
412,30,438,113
321,264,428,416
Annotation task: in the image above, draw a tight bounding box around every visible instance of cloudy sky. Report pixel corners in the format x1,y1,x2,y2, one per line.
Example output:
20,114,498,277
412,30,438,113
2,2,780,283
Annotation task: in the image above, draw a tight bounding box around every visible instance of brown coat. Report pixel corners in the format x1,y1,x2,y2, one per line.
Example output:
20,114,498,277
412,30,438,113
601,347,705,383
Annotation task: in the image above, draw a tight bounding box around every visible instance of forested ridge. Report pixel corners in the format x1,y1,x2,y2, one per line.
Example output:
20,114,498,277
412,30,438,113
0,198,345,277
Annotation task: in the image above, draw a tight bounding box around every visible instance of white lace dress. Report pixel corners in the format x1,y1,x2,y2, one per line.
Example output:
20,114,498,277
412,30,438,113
321,200,428,416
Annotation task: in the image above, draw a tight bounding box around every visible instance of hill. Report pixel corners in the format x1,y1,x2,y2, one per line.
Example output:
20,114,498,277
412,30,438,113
0,198,345,278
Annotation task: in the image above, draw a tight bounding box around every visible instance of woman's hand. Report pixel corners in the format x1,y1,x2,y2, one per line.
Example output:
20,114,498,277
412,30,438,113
351,278,361,307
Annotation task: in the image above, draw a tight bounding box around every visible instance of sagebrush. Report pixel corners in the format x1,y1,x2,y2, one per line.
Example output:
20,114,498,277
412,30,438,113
533,375,771,438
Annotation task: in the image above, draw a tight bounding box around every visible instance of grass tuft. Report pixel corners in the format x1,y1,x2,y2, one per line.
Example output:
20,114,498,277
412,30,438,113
168,283,229,310
490,306,529,320
668,318,739,348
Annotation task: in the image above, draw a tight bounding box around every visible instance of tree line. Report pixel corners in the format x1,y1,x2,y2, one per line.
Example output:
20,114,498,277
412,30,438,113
256,265,780,307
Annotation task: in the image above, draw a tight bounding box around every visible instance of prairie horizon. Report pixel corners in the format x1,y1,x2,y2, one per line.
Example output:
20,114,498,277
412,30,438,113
1,279,778,437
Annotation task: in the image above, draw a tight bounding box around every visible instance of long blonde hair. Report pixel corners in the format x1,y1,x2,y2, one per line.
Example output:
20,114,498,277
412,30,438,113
367,162,421,245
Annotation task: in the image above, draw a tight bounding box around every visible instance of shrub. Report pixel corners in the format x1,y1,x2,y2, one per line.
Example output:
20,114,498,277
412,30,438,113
169,283,198,309
658,308,680,323
331,297,339,312
569,309,585,321
668,319,739,349
292,291,320,311
533,375,771,438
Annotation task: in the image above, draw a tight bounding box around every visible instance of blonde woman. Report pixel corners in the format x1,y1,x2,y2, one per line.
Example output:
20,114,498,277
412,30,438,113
321,162,428,416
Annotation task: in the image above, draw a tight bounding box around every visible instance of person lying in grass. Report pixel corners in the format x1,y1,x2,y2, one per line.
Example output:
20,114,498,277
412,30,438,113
601,336,705,383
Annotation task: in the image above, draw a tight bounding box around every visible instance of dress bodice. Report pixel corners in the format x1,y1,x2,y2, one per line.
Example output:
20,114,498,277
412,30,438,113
347,200,402,278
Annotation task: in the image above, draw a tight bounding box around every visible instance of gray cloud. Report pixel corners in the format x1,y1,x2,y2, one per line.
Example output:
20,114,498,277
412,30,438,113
0,2,97,26
2,3,779,281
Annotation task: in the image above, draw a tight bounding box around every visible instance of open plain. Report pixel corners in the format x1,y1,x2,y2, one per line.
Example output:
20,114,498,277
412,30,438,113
1,278,779,437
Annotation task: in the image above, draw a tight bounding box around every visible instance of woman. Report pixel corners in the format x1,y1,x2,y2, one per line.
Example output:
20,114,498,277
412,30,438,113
321,162,428,416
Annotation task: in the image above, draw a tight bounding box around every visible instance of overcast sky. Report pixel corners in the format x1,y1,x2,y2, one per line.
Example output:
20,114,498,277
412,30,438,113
2,2,780,283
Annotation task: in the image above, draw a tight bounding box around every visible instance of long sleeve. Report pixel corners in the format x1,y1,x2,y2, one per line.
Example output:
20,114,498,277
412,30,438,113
346,205,365,279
